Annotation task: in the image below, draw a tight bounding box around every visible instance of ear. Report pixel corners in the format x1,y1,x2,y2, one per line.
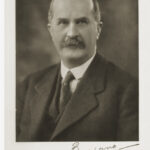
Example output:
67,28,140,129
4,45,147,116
96,21,103,39
47,23,52,35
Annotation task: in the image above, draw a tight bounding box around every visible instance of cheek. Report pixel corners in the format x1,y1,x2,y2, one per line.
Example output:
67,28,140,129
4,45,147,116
51,29,63,45
82,27,97,45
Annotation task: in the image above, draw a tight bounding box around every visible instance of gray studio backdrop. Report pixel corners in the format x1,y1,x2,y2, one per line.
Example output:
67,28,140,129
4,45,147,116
16,0,138,83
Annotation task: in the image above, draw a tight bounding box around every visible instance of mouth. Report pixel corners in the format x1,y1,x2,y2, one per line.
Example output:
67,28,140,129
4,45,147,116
65,44,82,49
62,42,85,50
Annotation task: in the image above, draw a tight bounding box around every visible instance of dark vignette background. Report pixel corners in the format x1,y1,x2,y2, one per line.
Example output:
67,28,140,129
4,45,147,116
16,0,138,83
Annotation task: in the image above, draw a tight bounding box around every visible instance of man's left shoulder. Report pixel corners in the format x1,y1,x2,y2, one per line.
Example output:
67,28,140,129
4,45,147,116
107,60,137,84
96,54,138,88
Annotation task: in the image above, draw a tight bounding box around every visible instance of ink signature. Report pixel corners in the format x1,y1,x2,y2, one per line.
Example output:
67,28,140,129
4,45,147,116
72,142,80,150
72,142,140,150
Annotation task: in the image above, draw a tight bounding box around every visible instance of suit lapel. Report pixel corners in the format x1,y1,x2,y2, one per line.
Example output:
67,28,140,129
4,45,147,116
51,54,108,140
28,65,60,139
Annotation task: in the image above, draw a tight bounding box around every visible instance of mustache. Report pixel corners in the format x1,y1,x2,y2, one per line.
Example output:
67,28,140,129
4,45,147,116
61,36,85,49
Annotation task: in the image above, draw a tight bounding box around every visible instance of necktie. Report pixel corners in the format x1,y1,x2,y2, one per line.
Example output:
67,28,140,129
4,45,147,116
59,71,74,113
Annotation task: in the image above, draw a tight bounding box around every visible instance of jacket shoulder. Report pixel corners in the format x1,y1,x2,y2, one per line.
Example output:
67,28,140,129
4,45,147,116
16,63,59,109
25,63,59,84
104,58,138,86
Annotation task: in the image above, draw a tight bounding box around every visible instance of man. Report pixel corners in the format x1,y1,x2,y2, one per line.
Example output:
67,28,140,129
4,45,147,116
16,0,138,141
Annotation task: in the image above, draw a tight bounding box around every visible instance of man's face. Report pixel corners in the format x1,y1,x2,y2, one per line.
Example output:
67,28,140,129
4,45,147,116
49,0,101,68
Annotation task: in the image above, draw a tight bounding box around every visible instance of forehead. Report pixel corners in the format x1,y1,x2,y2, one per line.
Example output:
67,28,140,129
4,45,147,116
52,0,94,19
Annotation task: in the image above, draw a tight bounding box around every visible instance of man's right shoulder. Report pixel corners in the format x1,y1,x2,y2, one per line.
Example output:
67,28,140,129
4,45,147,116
24,63,59,83
17,63,60,90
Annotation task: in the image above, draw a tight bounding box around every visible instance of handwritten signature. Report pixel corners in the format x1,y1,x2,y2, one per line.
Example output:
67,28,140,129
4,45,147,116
72,142,139,150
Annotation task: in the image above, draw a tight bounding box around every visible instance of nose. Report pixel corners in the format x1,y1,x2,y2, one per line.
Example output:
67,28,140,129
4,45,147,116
66,23,79,37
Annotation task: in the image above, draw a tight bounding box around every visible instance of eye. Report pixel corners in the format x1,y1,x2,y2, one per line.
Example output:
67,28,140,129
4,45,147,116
57,19,69,25
76,19,89,25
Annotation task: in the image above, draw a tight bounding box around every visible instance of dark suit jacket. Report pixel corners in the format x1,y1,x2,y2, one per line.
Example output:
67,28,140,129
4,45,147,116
16,53,138,141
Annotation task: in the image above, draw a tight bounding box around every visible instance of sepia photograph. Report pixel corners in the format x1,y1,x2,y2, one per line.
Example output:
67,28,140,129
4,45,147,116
16,0,138,142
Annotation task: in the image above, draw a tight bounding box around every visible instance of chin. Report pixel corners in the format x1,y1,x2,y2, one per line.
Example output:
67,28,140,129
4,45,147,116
60,48,92,65
62,54,90,68
62,50,85,60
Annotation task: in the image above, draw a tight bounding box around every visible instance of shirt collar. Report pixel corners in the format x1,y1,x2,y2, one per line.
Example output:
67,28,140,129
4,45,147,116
61,51,96,80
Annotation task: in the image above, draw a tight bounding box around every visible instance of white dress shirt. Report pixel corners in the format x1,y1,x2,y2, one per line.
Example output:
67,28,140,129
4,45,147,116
61,52,96,93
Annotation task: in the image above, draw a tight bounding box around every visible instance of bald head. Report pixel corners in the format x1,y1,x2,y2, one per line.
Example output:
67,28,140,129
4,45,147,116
48,0,101,24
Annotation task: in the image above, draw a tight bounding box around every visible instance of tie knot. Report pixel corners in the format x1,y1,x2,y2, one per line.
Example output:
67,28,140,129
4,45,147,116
63,71,74,85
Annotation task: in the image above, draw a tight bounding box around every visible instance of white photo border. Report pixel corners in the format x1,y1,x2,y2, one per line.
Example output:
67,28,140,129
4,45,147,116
4,0,150,149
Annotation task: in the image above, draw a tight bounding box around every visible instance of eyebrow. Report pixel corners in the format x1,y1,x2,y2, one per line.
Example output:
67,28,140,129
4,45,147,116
57,18,68,21
56,17,89,22
75,17,89,22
